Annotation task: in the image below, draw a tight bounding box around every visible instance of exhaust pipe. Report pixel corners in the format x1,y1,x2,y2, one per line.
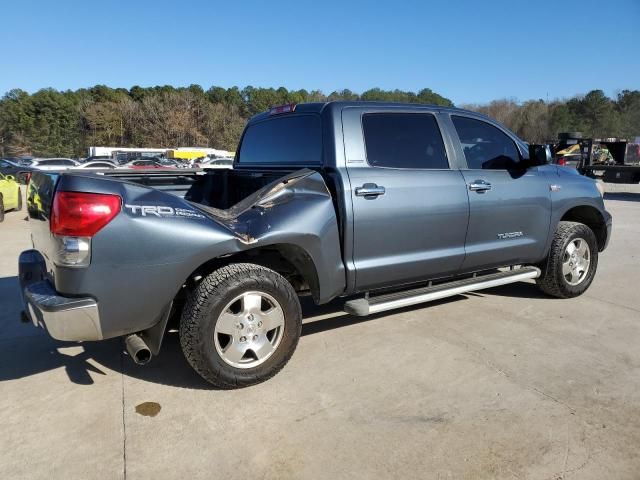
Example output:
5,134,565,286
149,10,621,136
125,334,152,365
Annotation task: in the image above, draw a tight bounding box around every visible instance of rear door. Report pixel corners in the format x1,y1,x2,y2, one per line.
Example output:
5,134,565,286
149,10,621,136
343,108,469,291
446,114,552,271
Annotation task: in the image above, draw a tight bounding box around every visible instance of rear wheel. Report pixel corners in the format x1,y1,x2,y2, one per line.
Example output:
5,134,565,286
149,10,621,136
536,221,598,298
180,263,302,388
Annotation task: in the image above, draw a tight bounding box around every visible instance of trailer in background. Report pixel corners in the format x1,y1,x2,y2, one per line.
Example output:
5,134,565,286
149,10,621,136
550,133,640,184
581,137,640,184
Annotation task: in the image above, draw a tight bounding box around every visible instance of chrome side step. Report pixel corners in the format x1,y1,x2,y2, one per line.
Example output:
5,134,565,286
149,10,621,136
344,267,541,316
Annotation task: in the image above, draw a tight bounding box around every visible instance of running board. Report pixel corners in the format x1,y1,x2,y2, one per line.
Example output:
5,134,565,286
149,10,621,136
343,267,541,316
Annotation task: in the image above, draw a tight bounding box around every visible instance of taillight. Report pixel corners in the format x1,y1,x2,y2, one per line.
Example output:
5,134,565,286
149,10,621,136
51,191,121,237
558,157,566,166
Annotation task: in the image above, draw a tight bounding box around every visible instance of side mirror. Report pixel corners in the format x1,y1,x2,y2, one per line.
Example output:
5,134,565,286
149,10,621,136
527,144,552,167
5,174,16,182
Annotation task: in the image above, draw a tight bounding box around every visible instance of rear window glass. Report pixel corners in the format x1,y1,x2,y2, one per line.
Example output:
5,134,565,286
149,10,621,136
238,115,321,165
363,113,449,169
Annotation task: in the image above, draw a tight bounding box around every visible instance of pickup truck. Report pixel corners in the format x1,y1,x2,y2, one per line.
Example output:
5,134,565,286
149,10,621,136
19,102,612,388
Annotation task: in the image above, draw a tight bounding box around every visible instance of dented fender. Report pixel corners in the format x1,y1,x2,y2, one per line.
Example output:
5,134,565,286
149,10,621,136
191,169,346,303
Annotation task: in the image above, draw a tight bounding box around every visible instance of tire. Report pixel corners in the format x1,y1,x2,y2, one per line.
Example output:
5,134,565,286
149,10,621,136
180,263,302,388
16,188,22,212
536,221,598,298
0,195,4,223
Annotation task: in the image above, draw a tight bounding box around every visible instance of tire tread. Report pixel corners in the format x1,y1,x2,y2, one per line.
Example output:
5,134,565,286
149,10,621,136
536,221,598,298
179,263,301,389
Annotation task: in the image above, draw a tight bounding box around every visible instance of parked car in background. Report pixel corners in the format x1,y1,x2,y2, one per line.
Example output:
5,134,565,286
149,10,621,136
201,157,234,169
0,173,22,222
80,155,113,164
156,158,184,168
119,159,171,169
30,158,80,170
76,160,117,169
0,159,35,184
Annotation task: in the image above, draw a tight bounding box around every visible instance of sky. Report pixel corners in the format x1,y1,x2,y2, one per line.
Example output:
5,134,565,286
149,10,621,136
2,0,639,105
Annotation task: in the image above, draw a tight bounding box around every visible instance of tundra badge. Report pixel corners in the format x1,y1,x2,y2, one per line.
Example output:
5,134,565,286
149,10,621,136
497,231,523,239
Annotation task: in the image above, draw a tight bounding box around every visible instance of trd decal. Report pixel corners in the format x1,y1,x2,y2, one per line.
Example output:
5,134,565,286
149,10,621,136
124,204,205,219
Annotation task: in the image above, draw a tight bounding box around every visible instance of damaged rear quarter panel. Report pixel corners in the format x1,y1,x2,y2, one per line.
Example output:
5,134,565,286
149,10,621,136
53,169,345,339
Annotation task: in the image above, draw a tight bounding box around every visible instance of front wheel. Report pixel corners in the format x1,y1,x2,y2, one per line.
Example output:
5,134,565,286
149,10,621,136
536,221,599,298
180,263,302,388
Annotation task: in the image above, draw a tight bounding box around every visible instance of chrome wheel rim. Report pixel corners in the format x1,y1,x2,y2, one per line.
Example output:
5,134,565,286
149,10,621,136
214,291,285,369
562,238,591,286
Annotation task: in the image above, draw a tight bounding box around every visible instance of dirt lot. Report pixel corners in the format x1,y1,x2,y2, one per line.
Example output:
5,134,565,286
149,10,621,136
1,189,639,479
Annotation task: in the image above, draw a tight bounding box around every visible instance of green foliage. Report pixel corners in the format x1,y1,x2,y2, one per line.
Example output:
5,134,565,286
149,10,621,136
464,90,640,143
0,84,454,156
0,84,637,157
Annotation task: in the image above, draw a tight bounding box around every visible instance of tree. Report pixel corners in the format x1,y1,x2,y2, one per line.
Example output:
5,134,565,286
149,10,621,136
1,84,636,156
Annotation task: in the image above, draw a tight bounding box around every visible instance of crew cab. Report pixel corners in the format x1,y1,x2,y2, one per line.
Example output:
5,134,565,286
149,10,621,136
19,102,612,388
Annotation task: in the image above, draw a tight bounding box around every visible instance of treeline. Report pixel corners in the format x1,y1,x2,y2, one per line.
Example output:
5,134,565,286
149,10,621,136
463,89,640,144
1,85,638,158
0,85,452,157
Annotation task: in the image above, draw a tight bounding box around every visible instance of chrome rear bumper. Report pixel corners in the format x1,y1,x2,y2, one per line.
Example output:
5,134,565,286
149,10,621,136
19,250,102,341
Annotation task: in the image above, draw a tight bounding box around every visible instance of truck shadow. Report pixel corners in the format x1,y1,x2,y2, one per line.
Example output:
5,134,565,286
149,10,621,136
0,274,541,390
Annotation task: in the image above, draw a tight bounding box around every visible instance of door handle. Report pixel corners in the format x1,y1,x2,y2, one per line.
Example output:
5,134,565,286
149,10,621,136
355,183,386,197
468,180,492,192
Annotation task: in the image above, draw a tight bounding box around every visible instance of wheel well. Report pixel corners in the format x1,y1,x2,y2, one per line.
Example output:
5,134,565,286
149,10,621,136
184,244,320,302
561,206,607,251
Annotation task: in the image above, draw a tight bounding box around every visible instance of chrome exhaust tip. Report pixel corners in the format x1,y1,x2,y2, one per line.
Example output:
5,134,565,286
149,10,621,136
125,334,152,365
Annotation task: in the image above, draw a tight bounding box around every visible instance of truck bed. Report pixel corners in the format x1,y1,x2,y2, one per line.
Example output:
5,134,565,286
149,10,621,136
97,168,296,208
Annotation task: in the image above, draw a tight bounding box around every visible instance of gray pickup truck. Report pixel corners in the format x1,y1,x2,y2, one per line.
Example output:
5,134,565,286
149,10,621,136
20,102,612,388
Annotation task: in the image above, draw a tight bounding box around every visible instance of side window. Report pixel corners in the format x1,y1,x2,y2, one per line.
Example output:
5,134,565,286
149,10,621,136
452,116,520,170
362,113,448,169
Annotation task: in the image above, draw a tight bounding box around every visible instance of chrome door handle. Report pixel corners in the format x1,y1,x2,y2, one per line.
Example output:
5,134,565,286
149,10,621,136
355,184,386,197
468,180,492,192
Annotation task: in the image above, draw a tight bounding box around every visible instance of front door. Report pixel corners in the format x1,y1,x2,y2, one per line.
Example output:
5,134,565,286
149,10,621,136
449,114,552,271
344,109,470,291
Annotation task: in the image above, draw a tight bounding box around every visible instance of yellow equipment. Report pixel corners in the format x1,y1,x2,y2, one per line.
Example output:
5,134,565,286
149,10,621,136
167,150,210,160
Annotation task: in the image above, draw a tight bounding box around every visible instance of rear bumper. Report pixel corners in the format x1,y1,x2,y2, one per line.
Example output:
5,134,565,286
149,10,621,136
19,250,103,341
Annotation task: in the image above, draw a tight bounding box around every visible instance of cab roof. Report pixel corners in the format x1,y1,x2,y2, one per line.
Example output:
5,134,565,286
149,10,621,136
248,101,484,124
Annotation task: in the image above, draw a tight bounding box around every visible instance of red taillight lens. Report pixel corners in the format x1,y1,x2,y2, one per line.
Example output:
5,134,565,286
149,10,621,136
557,157,566,166
23,172,32,184
51,191,121,237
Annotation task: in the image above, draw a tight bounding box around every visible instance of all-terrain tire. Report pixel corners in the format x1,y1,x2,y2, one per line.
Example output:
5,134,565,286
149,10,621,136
0,195,4,222
536,221,598,298
180,263,302,389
